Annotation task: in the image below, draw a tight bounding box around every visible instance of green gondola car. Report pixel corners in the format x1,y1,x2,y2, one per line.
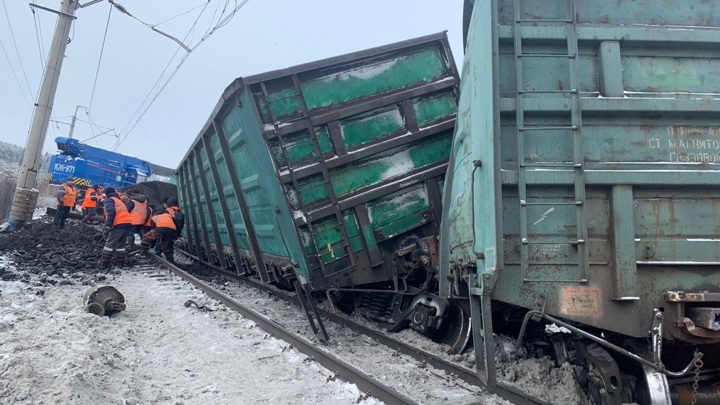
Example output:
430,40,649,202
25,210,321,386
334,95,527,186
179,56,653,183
177,33,463,344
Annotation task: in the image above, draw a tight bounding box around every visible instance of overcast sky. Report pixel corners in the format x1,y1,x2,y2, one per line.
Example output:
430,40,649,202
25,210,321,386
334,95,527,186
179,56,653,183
0,0,464,170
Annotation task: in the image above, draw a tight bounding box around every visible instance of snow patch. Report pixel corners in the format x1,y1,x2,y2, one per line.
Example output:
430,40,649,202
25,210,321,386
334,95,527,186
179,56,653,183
319,60,398,83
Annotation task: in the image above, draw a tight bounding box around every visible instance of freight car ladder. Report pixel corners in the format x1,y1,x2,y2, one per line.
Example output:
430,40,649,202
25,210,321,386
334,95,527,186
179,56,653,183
259,77,356,277
513,0,589,283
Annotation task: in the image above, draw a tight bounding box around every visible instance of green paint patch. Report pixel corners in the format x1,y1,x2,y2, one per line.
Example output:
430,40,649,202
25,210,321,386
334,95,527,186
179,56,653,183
340,107,405,148
413,93,457,127
368,186,430,239
270,127,333,168
292,132,452,207
300,211,362,264
265,87,302,119
301,47,447,111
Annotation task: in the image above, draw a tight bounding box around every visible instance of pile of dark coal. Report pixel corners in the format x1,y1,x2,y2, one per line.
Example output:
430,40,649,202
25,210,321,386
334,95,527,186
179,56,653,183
0,218,113,285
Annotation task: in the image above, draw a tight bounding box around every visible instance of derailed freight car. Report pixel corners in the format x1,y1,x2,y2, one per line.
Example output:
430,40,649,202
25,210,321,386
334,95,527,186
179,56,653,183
177,33,462,343
443,0,720,403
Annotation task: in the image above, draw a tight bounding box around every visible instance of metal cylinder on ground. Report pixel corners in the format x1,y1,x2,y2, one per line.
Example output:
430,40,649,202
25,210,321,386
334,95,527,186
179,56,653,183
83,285,126,316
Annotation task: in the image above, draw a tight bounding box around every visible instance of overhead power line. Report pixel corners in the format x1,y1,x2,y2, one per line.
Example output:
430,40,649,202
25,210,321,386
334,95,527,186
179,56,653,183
0,37,32,109
2,0,36,101
114,0,216,147
31,8,46,73
154,1,210,27
114,0,250,151
88,3,113,110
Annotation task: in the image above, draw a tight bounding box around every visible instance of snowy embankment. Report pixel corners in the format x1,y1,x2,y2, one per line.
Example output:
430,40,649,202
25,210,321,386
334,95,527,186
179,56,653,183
0,265,381,405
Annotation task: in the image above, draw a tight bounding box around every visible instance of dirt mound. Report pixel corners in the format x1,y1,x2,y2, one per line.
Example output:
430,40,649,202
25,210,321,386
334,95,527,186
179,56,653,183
0,218,111,285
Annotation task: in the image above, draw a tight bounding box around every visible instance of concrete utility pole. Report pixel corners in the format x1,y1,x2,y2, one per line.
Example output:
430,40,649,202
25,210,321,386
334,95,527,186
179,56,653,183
3,1,80,231
68,105,88,139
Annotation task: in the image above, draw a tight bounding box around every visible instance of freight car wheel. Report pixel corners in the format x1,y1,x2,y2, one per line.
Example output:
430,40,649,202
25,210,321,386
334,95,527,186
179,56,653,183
622,340,672,405
433,300,472,354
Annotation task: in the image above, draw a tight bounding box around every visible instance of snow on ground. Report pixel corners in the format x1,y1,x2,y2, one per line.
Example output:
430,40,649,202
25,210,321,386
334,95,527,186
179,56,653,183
32,207,47,220
0,266,382,405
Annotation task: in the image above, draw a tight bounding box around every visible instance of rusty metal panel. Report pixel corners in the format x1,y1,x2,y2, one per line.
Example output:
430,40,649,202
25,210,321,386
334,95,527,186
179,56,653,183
442,0,720,344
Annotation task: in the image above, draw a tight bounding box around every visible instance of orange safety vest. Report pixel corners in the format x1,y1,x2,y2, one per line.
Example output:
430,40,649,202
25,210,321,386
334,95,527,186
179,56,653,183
130,200,148,226
80,188,97,209
152,213,176,230
144,207,153,227
105,197,132,226
57,184,77,207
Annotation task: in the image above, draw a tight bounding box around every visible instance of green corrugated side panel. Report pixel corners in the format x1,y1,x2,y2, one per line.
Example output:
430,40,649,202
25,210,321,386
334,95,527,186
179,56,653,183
623,57,720,93
190,157,215,240
221,89,310,283
340,107,405,148
300,47,446,111
270,126,333,168
302,210,363,265
185,174,204,249
367,185,430,240
295,133,453,206
208,132,250,251
414,93,458,127
176,182,188,240
439,0,498,297
198,144,230,246
450,0,720,332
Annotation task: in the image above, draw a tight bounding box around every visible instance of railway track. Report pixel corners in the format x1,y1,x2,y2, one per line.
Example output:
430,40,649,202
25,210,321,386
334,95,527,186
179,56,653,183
148,253,418,405
157,250,550,405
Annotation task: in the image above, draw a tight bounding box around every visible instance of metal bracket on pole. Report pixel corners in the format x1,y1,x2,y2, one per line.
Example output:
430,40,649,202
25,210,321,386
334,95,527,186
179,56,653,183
29,3,78,19
79,0,105,8
151,27,191,52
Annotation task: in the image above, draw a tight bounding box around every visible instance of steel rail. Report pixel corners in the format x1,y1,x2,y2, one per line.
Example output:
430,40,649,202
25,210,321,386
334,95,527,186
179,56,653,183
174,249,550,405
150,254,418,405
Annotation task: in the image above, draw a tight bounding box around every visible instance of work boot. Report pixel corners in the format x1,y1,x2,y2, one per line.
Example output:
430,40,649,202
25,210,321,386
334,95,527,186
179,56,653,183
116,253,128,268
99,252,112,269
164,252,175,264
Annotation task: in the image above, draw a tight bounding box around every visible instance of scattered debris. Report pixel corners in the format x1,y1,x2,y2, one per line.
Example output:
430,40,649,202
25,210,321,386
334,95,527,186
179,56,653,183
184,299,216,312
83,285,127,316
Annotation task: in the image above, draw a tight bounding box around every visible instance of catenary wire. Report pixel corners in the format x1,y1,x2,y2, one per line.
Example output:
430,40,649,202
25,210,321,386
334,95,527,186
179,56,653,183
113,0,215,145
114,0,250,150
154,1,210,27
2,0,36,101
88,4,113,111
0,37,32,109
31,9,46,72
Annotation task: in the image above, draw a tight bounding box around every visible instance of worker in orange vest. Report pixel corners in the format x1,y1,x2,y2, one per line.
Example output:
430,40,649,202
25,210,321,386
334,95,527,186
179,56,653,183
126,189,151,249
164,197,185,235
144,205,155,234
95,185,105,216
140,197,182,263
80,184,100,223
53,176,77,228
100,187,135,268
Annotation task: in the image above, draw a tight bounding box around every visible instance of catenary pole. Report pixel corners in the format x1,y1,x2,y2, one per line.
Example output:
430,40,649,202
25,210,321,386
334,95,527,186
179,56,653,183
4,0,79,231
68,105,87,139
